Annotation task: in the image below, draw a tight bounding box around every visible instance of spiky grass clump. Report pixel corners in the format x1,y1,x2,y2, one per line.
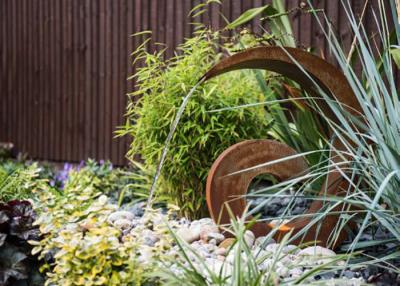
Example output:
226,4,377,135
302,0,400,256
219,0,400,278
0,162,45,202
251,0,400,274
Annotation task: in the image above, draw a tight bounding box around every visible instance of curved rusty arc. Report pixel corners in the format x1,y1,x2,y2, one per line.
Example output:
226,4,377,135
204,47,361,248
202,46,362,119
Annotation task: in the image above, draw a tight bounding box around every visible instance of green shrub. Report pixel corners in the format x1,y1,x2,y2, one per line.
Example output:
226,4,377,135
52,159,152,207
32,168,149,285
120,30,270,218
0,162,46,202
32,164,186,285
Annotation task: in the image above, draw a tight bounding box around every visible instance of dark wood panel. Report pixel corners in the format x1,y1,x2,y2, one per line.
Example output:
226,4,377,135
0,0,386,165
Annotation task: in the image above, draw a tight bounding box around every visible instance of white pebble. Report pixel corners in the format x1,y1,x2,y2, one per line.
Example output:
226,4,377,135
288,267,303,278
298,246,336,257
107,211,134,224
283,244,298,254
113,218,133,230
265,243,281,253
209,238,217,246
277,265,289,277
215,247,227,256
204,232,225,243
217,255,225,261
255,236,275,249
177,226,200,243
244,230,255,247
200,225,220,241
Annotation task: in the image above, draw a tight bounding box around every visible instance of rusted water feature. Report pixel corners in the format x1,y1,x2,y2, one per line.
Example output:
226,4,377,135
203,46,363,249
146,46,362,249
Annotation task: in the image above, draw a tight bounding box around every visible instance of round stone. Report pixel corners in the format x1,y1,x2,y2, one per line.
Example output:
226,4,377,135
289,267,303,278
265,243,280,253
255,236,276,249
244,230,255,247
204,232,225,243
282,244,299,254
215,247,227,256
113,218,133,230
217,255,225,261
127,203,145,217
298,246,336,257
108,211,135,224
200,225,220,242
277,265,289,277
176,226,200,243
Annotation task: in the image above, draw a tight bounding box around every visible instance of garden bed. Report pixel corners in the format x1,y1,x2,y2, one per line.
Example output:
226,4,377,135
2,0,400,285
0,158,398,285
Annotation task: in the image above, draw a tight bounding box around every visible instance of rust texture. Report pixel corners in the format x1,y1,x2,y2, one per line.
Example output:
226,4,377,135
204,47,362,248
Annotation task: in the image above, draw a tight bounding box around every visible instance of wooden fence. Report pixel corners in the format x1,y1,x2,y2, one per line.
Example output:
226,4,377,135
0,0,382,165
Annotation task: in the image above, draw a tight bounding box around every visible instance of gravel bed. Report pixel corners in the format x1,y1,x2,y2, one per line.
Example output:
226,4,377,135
103,200,398,285
245,183,400,285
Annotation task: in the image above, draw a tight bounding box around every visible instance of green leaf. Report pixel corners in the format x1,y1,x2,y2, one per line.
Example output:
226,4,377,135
390,46,400,69
272,0,291,35
226,5,271,29
263,5,295,47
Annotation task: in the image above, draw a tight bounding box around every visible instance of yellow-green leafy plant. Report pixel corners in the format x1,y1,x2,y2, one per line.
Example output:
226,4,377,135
31,169,150,285
0,163,46,202
119,30,270,219
32,165,183,285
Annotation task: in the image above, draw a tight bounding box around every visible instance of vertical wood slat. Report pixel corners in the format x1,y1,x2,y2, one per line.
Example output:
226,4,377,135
313,0,326,57
77,0,86,161
84,0,92,161
56,0,63,161
12,0,18,153
39,0,46,159
2,0,10,141
0,0,4,139
325,0,340,61
117,0,127,166
166,0,175,59
33,0,40,157
10,0,14,148
26,0,33,155
91,0,99,161
71,0,78,161
111,0,119,164
60,0,67,160
0,0,391,165
98,0,105,160
13,0,19,153
104,0,112,161
48,0,55,159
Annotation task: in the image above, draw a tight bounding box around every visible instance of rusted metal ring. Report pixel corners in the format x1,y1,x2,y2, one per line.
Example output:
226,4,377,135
206,139,308,236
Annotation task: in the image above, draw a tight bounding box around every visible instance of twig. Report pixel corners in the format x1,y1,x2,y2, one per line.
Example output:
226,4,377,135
346,0,369,64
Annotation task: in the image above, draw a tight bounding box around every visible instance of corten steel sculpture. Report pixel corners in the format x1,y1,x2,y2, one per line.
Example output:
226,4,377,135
203,47,362,248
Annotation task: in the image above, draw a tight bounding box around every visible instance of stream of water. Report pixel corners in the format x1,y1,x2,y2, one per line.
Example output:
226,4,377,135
146,78,206,209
